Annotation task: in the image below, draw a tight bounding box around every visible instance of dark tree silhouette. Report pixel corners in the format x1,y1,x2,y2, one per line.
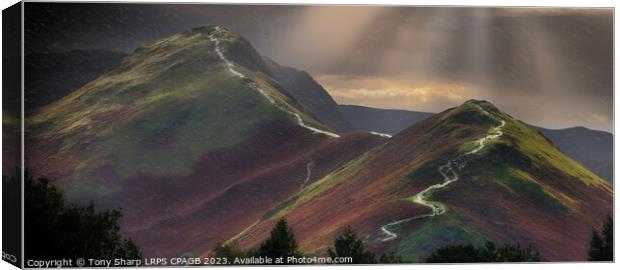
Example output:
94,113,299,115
588,214,613,261
327,226,376,264
2,169,22,265
327,226,403,264
601,215,613,260
425,244,481,263
378,252,403,264
213,224,404,265
483,241,541,262
588,230,604,261
425,241,541,263
213,242,246,262
23,171,141,260
254,218,302,263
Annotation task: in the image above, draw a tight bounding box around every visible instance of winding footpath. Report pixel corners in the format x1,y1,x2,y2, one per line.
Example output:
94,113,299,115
299,161,315,192
208,27,339,138
370,131,393,138
379,106,506,242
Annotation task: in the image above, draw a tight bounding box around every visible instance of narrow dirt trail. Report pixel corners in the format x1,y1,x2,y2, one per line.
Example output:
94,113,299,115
208,27,339,138
379,106,505,242
299,161,315,192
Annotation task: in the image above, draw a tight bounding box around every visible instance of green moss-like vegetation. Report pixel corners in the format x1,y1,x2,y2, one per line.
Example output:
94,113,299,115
263,150,375,220
500,116,610,191
62,69,290,197
429,100,497,137
99,69,285,178
399,157,448,189
387,100,600,260
26,26,333,199
467,161,567,212
395,212,489,262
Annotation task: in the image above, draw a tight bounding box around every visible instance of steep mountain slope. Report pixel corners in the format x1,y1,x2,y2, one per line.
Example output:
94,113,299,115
534,126,613,184
231,100,612,261
25,49,128,111
25,26,386,257
27,26,331,192
339,104,613,183
114,129,384,256
264,58,352,132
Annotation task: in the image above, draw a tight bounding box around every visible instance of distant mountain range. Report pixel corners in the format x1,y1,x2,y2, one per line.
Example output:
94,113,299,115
263,57,352,132
338,105,434,134
532,125,613,183
22,26,613,261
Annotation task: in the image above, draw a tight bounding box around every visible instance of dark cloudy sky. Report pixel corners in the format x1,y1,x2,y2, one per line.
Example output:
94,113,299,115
25,3,613,132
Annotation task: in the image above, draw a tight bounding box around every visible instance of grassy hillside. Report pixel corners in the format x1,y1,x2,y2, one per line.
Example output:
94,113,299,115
391,102,610,260
24,26,390,258
231,100,612,261
534,126,613,184
26,26,335,199
338,104,612,184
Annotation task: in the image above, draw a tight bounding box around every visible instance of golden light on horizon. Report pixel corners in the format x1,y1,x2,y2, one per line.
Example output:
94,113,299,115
318,75,480,112
298,7,612,132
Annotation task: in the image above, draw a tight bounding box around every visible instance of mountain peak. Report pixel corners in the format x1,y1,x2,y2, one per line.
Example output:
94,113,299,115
184,25,236,38
457,99,502,118
409,98,505,140
130,25,239,56
463,99,492,105
462,99,498,110
188,25,227,32
121,25,272,77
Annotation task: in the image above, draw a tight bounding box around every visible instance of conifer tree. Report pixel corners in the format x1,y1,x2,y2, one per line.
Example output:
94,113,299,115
21,171,141,260
601,215,613,260
588,214,613,261
425,241,541,263
255,218,302,263
327,226,376,264
213,242,246,262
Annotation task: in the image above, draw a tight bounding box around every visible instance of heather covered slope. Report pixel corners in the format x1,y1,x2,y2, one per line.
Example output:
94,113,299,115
231,100,612,261
26,26,335,198
24,26,389,257
115,129,384,256
23,25,612,261
339,104,613,184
